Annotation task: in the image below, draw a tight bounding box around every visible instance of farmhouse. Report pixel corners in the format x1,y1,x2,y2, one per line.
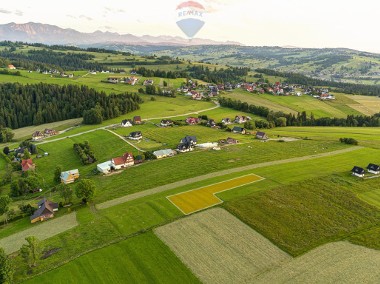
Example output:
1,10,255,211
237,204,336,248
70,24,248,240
44,129,57,136
107,77,119,84
143,79,154,86
232,126,246,134
153,149,176,159
133,116,142,125
97,161,112,174
160,119,173,127
60,169,80,184
121,119,133,127
221,118,232,125
177,143,194,153
186,117,200,125
124,76,138,85
207,119,216,127
111,152,134,170
32,131,45,141
256,131,268,140
180,136,197,146
30,199,58,223
21,159,35,172
367,163,380,174
235,116,249,124
352,166,365,177
128,131,142,140
226,137,239,144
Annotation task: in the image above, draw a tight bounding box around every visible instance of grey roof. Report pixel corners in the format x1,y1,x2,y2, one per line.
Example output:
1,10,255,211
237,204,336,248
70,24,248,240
153,149,175,157
367,164,380,171
352,166,365,174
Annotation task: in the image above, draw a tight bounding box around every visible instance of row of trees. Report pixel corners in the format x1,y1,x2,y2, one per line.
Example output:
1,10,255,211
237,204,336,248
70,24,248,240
256,68,380,97
219,97,380,127
0,83,143,129
187,65,250,84
73,141,97,165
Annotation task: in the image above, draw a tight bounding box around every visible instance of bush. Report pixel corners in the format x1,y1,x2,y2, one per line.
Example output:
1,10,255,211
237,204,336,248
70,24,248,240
339,137,358,145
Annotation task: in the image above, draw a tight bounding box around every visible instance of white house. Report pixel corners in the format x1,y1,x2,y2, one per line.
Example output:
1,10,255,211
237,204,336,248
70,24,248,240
352,166,365,178
367,164,380,174
97,161,112,174
121,119,133,127
153,149,176,159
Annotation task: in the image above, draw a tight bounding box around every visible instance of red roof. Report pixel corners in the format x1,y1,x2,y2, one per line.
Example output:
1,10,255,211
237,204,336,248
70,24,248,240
21,159,35,171
113,152,134,166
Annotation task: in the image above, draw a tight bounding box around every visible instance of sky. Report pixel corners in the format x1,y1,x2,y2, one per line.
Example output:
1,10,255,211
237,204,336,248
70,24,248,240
0,0,379,53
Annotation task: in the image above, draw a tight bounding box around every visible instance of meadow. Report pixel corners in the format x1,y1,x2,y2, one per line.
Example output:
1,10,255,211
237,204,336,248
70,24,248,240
155,208,291,284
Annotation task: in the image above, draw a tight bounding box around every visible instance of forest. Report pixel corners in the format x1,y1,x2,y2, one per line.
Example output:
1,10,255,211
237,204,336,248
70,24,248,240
0,83,143,129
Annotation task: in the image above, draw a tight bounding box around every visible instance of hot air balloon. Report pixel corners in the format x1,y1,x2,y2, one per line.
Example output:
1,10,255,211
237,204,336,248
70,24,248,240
176,1,206,39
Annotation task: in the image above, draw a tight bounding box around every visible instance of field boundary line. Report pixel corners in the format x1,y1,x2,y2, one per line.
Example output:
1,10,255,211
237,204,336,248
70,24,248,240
167,174,265,215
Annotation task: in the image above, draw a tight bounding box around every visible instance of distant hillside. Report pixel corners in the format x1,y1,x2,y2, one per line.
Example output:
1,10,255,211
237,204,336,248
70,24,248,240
0,22,240,46
91,45,380,85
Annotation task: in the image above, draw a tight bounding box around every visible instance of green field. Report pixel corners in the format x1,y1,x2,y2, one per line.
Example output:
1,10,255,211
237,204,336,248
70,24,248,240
225,175,380,256
24,232,199,284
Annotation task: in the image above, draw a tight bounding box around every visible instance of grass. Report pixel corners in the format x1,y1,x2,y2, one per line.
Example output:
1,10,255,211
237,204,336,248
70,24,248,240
155,208,291,284
24,232,200,284
0,212,78,254
225,175,380,256
254,242,380,283
265,127,380,149
35,129,137,185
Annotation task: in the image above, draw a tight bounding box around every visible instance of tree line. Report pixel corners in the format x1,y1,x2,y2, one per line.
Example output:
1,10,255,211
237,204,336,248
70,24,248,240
219,97,380,127
187,65,250,84
0,83,143,129
256,68,380,97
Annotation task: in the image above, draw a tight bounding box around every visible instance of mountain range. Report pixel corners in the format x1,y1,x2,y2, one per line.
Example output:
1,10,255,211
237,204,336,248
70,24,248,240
0,22,241,46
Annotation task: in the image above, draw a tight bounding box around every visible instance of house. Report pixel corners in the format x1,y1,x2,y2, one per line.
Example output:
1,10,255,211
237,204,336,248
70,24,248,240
256,131,268,140
133,116,142,125
352,166,365,177
207,119,216,127
111,152,134,170
8,64,16,70
14,147,28,158
232,127,246,134
97,161,112,174
367,163,380,174
32,131,45,141
180,136,197,146
153,149,176,159
235,116,249,124
186,117,200,125
226,137,239,144
128,131,142,141
160,119,173,127
30,199,58,223
177,143,194,153
21,159,35,172
60,169,80,184
107,77,119,84
44,129,57,136
121,119,133,127
124,76,138,85
221,118,232,125
143,79,154,86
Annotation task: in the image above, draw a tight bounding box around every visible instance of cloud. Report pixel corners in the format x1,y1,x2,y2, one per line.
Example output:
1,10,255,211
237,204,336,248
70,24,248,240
67,14,77,19
79,15,93,21
98,25,113,30
0,9,12,14
14,10,23,16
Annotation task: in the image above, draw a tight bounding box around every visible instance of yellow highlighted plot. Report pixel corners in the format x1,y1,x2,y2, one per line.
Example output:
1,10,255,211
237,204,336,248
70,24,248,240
167,174,264,215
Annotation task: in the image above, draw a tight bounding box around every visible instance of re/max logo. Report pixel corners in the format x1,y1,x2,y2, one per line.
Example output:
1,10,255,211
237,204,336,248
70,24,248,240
178,10,204,17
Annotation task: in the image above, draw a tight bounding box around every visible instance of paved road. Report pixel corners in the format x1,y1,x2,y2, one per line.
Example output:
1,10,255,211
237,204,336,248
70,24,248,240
96,146,362,210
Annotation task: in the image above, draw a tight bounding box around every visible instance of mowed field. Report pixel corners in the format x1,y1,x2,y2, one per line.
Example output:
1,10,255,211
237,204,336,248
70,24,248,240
347,94,380,115
24,232,200,284
155,208,291,284
167,174,264,214
0,213,78,254
254,242,380,283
